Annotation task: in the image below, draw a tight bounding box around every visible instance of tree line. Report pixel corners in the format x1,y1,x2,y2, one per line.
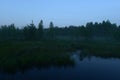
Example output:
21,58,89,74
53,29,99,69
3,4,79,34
0,20,120,41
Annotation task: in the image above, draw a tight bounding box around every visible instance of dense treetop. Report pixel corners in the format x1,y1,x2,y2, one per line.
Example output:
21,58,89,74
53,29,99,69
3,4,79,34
0,20,120,41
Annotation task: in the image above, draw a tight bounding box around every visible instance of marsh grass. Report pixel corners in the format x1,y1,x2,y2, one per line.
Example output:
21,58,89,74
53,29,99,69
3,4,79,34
0,40,76,73
0,40,120,73
79,40,120,58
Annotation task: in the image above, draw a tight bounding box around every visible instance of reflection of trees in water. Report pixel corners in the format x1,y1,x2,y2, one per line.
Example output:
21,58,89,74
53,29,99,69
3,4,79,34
79,51,92,61
79,50,120,61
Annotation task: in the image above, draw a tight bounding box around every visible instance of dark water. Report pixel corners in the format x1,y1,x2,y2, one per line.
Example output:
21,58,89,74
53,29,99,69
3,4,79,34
1,51,120,80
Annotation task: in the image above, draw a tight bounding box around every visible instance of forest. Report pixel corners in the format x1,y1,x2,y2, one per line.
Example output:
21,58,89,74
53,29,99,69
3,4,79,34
0,20,120,42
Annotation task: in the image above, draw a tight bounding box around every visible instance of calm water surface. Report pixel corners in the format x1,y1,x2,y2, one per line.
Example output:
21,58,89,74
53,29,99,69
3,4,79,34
0,51,120,80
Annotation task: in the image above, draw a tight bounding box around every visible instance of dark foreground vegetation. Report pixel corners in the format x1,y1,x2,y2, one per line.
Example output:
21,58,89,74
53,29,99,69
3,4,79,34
0,40,76,73
0,20,120,73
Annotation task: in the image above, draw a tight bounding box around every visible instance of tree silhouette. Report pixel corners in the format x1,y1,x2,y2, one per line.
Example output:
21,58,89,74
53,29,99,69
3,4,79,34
23,21,37,40
48,22,55,39
0,20,120,41
38,20,44,39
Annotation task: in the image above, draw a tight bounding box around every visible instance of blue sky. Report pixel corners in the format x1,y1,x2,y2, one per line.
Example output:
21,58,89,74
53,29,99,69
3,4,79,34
0,0,120,28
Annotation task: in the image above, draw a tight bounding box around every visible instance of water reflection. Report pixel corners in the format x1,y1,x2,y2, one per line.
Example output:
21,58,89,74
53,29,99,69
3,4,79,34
1,51,120,80
79,51,93,61
79,50,120,61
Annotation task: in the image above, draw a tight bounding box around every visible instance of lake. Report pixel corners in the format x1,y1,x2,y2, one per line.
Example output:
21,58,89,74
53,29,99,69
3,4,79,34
0,51,120,80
